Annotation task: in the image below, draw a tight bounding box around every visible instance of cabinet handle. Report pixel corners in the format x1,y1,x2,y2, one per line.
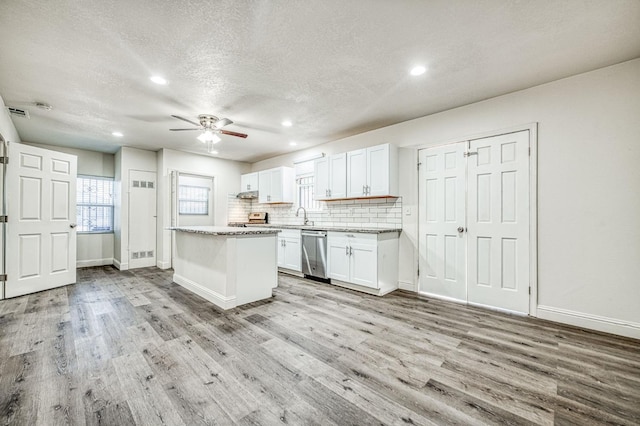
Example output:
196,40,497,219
363,185,366,195
349,247,353,256
326,189,329,196
345,246,349,256
328,189,331,196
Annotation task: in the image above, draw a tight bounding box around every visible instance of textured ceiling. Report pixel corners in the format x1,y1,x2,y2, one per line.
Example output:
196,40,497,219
0,1,639,162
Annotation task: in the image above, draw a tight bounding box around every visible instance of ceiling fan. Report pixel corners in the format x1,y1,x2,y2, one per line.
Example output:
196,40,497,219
170,114,248,144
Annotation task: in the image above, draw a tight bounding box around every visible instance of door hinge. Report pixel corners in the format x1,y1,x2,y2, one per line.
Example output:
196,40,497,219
417,162,422,170
528,287,531,295
463,151,477,157
0,215,7,223
0,156,8,164
417,268,420,277
528,147,531,156
0,274,6,282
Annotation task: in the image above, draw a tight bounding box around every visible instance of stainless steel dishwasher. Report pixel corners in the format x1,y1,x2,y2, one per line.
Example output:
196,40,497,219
301,230,328,280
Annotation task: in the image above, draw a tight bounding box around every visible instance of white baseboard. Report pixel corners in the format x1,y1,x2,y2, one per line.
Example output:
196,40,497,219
537,305,640,340
278,268,304,278
76,258,114,268
173,273,236,310
157,260,171,269
418,291,467,305
398,280,417,292
113,259,128,271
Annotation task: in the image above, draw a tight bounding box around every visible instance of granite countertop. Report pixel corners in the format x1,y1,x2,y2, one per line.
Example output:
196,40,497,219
169,226,280,236
228,223,402,234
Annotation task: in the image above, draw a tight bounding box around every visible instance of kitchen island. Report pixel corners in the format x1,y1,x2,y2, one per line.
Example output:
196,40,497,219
169,226,280,310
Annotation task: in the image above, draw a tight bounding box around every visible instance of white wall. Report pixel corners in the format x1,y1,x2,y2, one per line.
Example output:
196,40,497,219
22,142,116,267
113,146,157,270
252,58,640,338
156,149,250,269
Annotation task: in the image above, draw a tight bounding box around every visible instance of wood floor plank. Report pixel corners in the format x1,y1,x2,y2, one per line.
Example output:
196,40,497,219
1,265,639,425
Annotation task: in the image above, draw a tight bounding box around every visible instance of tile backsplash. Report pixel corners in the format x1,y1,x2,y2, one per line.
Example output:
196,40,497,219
227,194,402,229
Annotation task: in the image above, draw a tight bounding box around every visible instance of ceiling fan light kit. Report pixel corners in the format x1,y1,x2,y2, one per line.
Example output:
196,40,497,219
170,114,248,153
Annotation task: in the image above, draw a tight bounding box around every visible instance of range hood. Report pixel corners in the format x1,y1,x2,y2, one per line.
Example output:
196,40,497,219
236,190,258,199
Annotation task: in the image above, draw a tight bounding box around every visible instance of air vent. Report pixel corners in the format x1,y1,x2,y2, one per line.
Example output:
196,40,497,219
7,107,30,119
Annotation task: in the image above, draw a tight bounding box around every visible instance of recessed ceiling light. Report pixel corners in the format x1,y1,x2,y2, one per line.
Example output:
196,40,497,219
112,131,123,137
281,120,293,127
289,142,297,146
150,75,168,85
410,65,427,76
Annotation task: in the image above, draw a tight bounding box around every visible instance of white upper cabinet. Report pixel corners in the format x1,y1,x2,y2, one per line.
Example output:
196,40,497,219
240,172,259,192
314,153,347,200
314,156,330,200
346,143,398,198
329,153,347,199
258,167,294,203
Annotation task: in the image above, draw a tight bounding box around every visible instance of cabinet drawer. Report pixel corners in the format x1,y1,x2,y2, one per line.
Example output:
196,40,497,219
328,231,377,243
276,229,301,240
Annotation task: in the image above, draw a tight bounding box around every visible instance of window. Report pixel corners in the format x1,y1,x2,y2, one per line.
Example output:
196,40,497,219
178,185,209,215
295,159,321,211
77,176,114,233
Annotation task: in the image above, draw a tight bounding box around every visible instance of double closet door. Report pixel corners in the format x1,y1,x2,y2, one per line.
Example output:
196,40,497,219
418,131,530,314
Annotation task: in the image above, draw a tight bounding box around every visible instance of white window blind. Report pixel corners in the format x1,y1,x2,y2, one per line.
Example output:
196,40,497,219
76,176,114,233
178,185,209,215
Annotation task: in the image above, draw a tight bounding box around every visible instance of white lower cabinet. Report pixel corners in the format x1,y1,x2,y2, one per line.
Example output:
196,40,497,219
277,229,301,272
327,231,399,295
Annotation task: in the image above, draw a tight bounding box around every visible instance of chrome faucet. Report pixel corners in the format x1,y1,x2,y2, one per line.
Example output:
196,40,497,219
296,206,310,225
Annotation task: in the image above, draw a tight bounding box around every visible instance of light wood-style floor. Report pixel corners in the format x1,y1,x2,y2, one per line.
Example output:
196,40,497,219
1,266,639,425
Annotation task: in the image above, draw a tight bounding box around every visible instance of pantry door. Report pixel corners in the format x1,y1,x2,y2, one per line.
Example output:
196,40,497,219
6,143,77,298
467,131,530,313
418,142,467,301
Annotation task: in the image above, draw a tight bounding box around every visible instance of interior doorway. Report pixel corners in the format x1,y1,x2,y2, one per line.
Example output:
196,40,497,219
418,129,534,314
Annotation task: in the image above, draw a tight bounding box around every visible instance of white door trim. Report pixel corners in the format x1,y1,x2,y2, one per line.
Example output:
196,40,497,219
416,123,538,317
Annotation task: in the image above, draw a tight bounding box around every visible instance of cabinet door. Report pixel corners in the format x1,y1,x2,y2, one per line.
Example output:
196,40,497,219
270,168,283,202
329,153,347,199
349,242,378,288
241,173,258,192
283,238,302,272
327,238,350,281
277,237,286,268
347,149,367,198
258,170,271,203
314,157,330,200
367,144,389,196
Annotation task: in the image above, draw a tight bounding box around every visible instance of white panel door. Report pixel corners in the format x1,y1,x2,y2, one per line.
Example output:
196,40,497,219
6,143,77,298
418,143,467,301
467,131,530,313
346,149,367,198
258,170,271,203
129,170,156,269
270,168,283,202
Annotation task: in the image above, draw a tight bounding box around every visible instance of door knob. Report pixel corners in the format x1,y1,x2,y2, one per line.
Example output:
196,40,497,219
457,226,466,233
70,223,77,229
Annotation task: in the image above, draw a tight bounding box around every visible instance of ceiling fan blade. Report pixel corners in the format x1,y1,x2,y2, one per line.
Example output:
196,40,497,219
170,128,201,131
171,115,200,127
220,130,248,138
214,118,233,129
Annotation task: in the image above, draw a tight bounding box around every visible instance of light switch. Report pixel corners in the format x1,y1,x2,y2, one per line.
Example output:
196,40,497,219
405,207,412,216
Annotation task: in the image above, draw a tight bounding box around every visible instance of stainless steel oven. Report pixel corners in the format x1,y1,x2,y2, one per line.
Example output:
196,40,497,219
301,230,327,279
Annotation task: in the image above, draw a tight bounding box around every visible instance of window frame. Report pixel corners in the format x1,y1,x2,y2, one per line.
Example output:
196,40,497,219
76,175,115,234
